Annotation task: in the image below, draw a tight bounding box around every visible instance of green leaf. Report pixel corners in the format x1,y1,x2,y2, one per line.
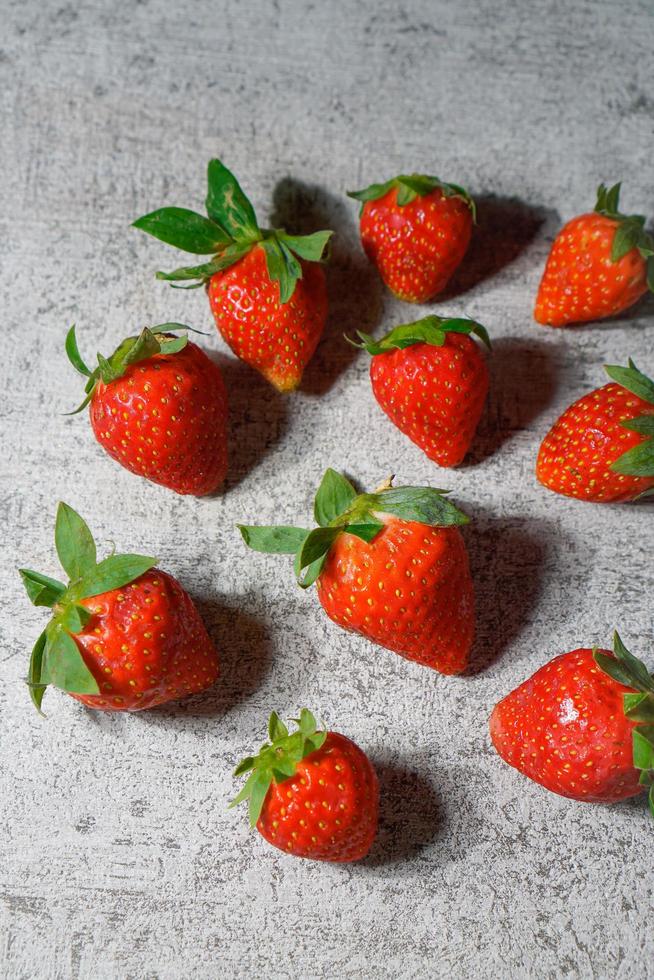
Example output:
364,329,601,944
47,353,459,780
611,219,640,262
624,693,654,723
67,396,96,416
604,362,654,405
27,630,48,712
238,525,310,555
611,439,654,478
295,552,329,589
100,325,189,376
278,240,303,289
313,468,358,527
133,207,233,254
613,632,654,692
153,321,196,333
347,178,396,205
647,256,654,293
268,711,289,741
156,335,188,356
74,554,157,600
248,770,273,827
355,319,446,354
54,503,97,581
118,328,161,369
442,317,491,348
233,757,256,777
96,352,118,384
351,315,490,355
296,527,340,574
374,486,469,527
606,183,621,213
594,639,654,694
344,522,385,542
68,328,189,407
294,527,340,587
595,182,622,217
205,159,260,242
278,230,333,263
42,627,99,695
594,651,637,689
271,758,297,781
632,726,654,772
229,769,260,809
649,784,654,820
19,569,66,608
350,175,464,215
622,415,654,436
65,325,92,377
262,236,301,304
304,730,327,755
155,241,252,284
398,174,442,197
395,182,419,205
297,708,318,736
348,174,475,217
156,260,222,283
59,603,92,635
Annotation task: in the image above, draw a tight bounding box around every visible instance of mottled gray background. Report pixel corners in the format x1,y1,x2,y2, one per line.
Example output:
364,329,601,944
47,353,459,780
2,0,653,977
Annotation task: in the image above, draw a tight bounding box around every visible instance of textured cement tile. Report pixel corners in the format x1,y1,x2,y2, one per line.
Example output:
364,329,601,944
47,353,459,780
1,0,653,977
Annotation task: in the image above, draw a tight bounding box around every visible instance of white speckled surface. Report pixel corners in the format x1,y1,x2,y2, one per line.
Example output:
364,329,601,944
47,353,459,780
2,1,654,977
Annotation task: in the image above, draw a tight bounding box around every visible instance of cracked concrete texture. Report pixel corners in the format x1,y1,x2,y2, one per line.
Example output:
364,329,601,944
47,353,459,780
1,0,653,977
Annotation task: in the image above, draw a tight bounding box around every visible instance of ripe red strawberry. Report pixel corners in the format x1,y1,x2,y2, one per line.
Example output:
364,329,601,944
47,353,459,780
133,159,332,391
347,174,475,302
490,634,654,816
536,360,654,502
66,324,228,496
231,709,378,862
239,468,474,674
352,315,490,466
19,503,219,712
535,183,654,326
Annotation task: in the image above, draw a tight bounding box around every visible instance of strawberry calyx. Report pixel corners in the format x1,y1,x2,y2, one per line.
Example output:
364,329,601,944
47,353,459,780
229,709,327,827
593,632,654,818
604,359,654,488
65,323,192,414
594,183,654,291
347,174,476,220
348,314,491,355
238,468,469,588
19,503,157,712
133,159,333,303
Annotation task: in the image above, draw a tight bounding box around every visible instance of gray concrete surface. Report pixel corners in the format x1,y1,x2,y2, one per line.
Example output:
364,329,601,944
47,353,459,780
2,0,654,977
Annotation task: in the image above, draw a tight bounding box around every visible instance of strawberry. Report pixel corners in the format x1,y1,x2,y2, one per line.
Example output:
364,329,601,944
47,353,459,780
19,503,219,712
133,159,332,391
66,324,228,496
534,183,654,326
490,634,654,816
239,468,474,674
351,315,490,467
536,359,654,502
347,174,475,302
230,709,378,862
